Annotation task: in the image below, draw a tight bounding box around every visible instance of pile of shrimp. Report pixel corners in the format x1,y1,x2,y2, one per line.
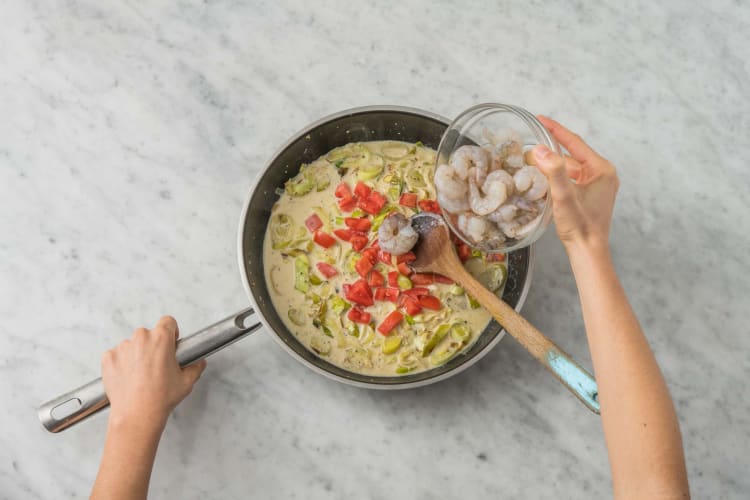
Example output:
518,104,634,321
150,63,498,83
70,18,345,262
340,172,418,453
434,129,548,247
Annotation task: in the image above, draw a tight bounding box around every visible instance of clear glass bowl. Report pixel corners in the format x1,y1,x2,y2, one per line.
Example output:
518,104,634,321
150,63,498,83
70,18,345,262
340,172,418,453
435,103,561,253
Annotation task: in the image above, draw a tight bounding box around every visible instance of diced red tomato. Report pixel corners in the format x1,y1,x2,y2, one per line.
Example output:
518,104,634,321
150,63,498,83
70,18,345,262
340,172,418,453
368,191,387,212
305,214,323,232
367,270,385,287
457,242,472,262
359,190,387,215
371,239,379,250
403,287,430,297
316,262,338,278
344,279,373,307
488,253,506,262
313,231,336,248
387,271,399,287
378,250,392,265
411,273,434,285
433,274,454,284
377,310,403,336
418,199,441,214
411,273,454,285
358,197,378,215
334,228,353,241
402,296,422,316
338,196,357,212
361,247,378,264
396,252,416,264
347,307,371,324
418,295,441,310
374,287,399,302
345,217,371,232
335,182,352,199
349,233,369,251
355,256,375,278
397,262,412,276
399,192,418,208
354,182,372,199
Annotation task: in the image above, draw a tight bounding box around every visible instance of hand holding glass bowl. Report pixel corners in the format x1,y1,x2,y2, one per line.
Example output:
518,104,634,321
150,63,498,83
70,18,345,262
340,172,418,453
435,103,561,253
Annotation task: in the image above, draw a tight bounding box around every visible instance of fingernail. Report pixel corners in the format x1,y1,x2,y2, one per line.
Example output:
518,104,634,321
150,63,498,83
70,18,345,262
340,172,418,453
534,144,552,160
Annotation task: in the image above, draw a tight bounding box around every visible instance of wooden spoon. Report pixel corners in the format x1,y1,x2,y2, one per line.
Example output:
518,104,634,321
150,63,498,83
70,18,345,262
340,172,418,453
410,213,600,413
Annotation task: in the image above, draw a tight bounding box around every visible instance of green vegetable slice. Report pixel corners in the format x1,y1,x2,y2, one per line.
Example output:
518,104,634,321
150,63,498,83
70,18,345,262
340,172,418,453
429,340,461,365
270,213,294,250
450,321,471,343
397,275,412,290
476,264,507,292
294,255,310,293
381,141,410,160
404,167,426,189
357,155,385,180
285,173,315,197
382,336,402,354
467,294,480,309
415,324,451,357
397,347,419,368
330,296,350,314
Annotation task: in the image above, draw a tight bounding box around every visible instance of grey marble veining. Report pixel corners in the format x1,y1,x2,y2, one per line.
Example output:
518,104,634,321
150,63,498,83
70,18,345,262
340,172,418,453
1,1,748,498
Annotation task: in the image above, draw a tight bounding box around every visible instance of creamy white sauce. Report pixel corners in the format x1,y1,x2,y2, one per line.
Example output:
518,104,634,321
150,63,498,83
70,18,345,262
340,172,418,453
263,141,505,376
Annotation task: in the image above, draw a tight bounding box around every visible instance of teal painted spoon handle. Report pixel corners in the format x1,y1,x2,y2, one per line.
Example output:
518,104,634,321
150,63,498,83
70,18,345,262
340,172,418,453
454,266,600,414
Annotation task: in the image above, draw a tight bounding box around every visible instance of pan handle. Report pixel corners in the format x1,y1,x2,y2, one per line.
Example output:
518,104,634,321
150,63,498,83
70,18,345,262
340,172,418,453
37,307,262,433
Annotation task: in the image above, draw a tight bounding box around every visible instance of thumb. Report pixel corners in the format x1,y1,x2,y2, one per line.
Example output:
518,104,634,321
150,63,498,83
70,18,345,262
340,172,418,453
532,144,574,202
181,358,207,389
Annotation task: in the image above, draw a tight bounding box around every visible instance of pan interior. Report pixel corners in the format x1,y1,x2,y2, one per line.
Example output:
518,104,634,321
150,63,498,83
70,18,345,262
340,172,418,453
241,107,530,386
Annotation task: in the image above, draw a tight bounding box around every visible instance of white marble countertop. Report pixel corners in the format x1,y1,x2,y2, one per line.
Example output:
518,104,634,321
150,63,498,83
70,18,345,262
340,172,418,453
2,1,748,498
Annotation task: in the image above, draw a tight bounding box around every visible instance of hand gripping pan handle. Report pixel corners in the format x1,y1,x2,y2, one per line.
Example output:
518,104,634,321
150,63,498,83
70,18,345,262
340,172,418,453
37,308,261,433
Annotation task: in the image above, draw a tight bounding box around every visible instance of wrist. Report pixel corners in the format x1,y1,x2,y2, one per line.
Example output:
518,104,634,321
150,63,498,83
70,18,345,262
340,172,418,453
565,236,612,269
108,408,168,441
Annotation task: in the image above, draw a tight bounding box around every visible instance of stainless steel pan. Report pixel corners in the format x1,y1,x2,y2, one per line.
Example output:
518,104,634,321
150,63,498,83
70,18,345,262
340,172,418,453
38,106,533,432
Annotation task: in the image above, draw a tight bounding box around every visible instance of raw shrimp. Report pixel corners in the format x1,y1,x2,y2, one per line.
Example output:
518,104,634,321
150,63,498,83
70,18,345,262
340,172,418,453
450,145,489,182
378,213,418,256
484,128,521,150
490,169,514,196
514,214,544,239
437,190,469,214
468,170,509,216
488,203,518,223
513,165,534,192
524,169,549,201
513,165,548,201
507,194,535,212
504,152,525,170
484,224,507,246
434,163,468,200
496,219,520,239
457,213,489,243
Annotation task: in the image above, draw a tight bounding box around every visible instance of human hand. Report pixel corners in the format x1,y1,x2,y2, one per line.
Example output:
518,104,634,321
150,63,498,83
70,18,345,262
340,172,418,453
532,116,620,253
101,316,207,432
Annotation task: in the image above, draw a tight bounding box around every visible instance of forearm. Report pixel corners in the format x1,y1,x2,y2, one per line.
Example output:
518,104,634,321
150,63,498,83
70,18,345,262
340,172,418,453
90,416,165,500
568,241,689,499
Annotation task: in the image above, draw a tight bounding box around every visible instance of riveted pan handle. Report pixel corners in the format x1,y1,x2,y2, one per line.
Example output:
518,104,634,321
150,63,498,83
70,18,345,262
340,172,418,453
37,308,261,433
